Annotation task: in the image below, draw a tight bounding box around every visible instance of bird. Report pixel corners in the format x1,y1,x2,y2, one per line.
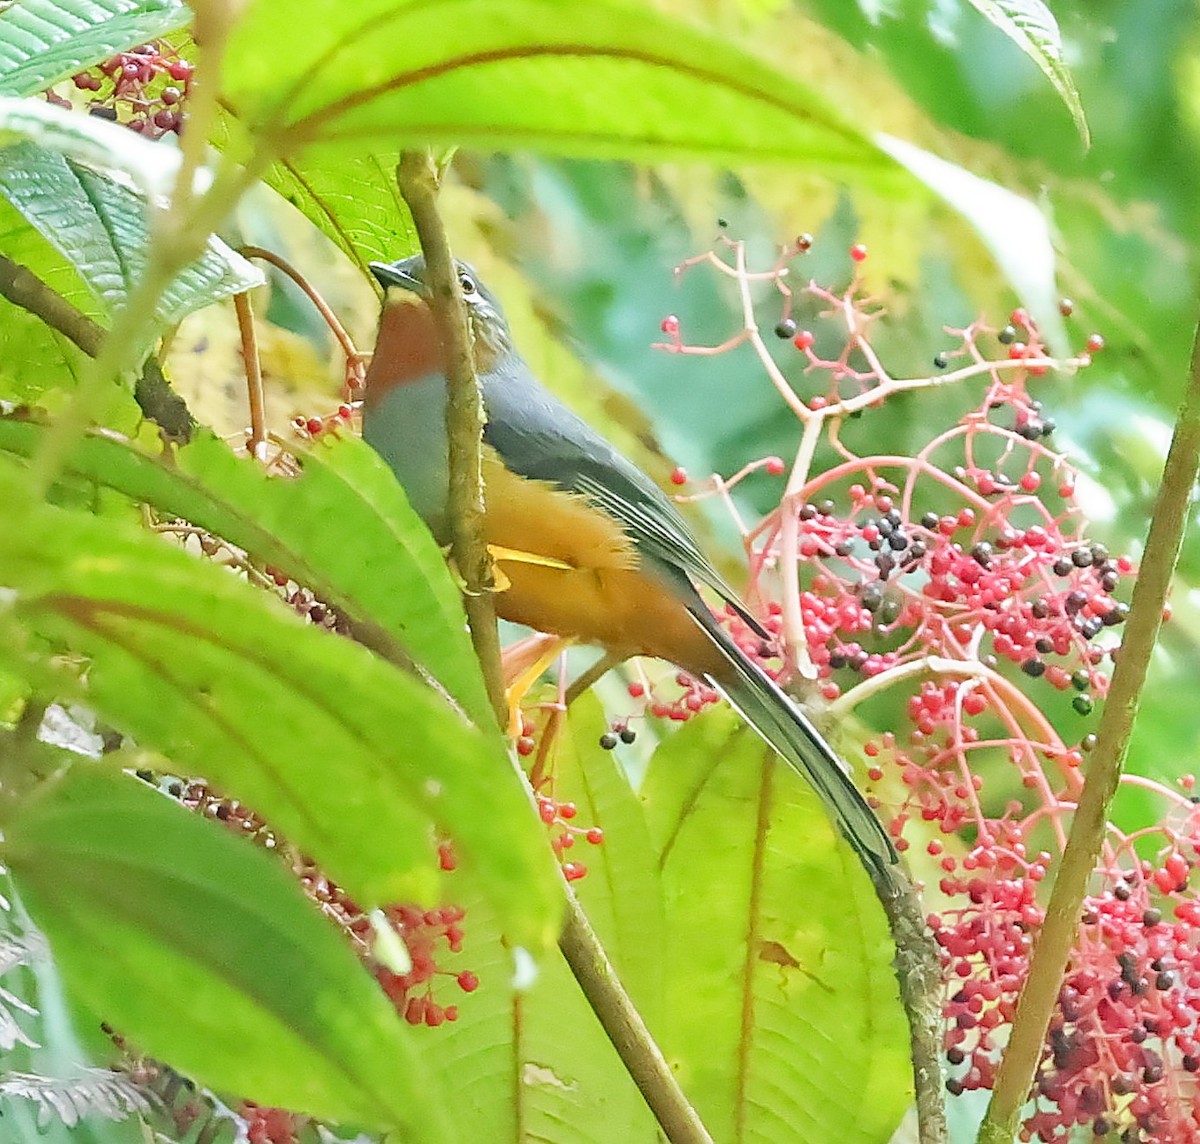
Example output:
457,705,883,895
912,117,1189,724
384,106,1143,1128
361,254,895,878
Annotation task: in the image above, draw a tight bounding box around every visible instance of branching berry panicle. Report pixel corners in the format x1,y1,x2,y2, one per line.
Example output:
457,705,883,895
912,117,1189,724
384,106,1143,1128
659,236,1195,1139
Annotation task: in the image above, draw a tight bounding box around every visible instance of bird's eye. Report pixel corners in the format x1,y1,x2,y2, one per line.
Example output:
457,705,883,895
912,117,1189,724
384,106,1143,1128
458,271,478,297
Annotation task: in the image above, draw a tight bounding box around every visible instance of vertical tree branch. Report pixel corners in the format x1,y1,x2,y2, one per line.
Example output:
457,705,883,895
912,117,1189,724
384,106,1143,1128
978,322,1200,1142
393,151,507,727
559,894,715,1144
393,156,714,1143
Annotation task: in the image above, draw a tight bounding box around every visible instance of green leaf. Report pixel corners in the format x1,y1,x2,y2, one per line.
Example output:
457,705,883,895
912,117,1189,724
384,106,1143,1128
0,417,494,727
875,133,1067,354
213,109,416,273
264,150,417,274
402,698,668,1141
642,708,909,1143
0,463,559,949
223,0,893,172
0,96,177,196
0,138,262,326
550,695,665,1022
4,764,454,1139
0,0,190,97
965,0,1089,148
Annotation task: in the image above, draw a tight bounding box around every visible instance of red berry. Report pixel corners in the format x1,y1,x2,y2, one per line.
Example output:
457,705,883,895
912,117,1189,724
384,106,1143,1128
516,736,536,757
1085,333,1104,353
849,243,868,263
765,456,786,475
586,828,604,845
456,971,479,993
792,329,815,351
660,314,679,335
305,417,323,435
669,466,688,486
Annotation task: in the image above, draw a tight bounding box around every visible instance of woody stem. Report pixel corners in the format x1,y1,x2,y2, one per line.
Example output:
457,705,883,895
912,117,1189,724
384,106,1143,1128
394,151,507,728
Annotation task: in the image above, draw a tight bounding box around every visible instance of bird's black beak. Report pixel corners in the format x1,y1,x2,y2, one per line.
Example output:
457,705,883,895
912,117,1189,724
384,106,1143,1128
369,260,424,296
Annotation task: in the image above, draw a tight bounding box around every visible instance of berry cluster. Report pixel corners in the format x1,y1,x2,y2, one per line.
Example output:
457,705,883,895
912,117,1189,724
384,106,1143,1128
178,779,477,1029
372,903,474,1027
535,791,604,881
656,236,1198,1139
925,807,1200,1142
51,43,192,137
240,1104,307,1144
620,670,726,727
263,566,347,633
511,710,608,882
290,402,356,440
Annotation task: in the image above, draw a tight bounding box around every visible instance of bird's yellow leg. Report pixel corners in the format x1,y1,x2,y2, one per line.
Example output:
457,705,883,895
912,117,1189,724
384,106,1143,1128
488,545,574,592
444,545,572,594
488,545,573,571
501,633,572,738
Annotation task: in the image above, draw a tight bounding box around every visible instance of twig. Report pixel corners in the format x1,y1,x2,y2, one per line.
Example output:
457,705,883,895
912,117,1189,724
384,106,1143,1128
0,253,194,440
237,245,361,362
0,255,104,354
558,894,715,1144
391,157,714,1143
233,291,267,460
564,653,622,708
393,151,507,727
977,310,1200,1141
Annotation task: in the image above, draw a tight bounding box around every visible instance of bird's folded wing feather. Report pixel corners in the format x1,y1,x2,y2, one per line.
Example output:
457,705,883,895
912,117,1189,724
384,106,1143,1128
481,357,768,636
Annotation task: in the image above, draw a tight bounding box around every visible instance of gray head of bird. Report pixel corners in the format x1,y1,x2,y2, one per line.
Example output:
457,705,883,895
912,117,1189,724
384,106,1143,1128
369,255,513,368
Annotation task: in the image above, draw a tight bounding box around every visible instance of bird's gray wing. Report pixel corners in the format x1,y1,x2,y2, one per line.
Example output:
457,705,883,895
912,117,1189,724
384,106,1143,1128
481,355,768,637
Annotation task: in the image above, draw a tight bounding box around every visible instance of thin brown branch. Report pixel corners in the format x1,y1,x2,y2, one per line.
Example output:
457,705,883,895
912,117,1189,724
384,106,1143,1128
237,245,362,362
393,151,506,727
391,156,712,1143
0,253,194,441
0,254,104,354
978,321,1200,1142
564,652,622,708
558,894,715,1144
233,292,267,460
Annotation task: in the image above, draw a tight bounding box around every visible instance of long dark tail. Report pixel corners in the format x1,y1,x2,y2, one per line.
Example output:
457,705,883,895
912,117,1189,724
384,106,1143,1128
687,604,896,880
